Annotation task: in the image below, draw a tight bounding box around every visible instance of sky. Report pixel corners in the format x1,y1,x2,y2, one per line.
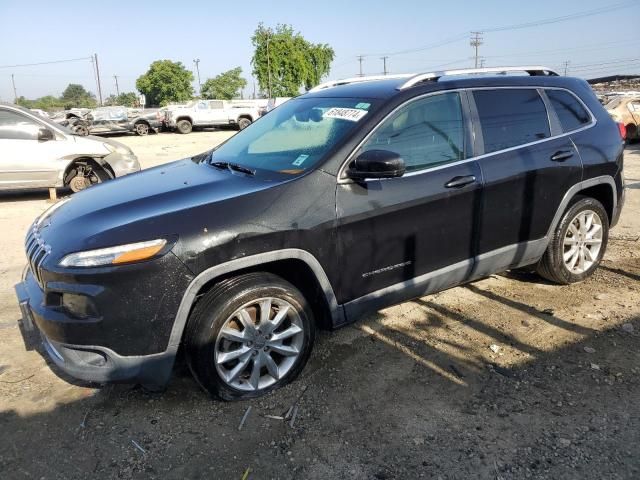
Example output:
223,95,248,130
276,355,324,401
0,0,638,102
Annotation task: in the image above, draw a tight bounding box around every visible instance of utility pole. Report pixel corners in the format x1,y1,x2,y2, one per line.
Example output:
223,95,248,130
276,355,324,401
11,74,17,103
113,75,119,97
193,59,202,96
357,55,365,77
381,56,389,75
470,32,483,69
266,37,272,99
94,53,103,106
562,60,570,76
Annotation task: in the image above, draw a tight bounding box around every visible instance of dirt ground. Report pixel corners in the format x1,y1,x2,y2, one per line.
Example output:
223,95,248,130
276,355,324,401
0,132,638,480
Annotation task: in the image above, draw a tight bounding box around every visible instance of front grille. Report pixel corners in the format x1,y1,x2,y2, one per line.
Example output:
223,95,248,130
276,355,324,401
25,225,51,288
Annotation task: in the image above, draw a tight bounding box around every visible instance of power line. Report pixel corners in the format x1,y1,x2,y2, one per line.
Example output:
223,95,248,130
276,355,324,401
346,2,635,60
0,56,92,69
483,1,635,32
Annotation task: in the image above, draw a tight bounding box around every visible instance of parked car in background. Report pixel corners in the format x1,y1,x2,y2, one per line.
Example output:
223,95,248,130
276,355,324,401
13,67,625,400
0,103,140,192
163,100,259,133
605,95,640,141
69,106,163,137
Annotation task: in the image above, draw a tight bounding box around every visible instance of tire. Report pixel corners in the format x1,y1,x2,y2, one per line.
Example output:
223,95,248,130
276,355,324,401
185,272,315,401
72,122,89,136
176,119,192,134
237,117,252,130
536,196,609,284
135,122,150,136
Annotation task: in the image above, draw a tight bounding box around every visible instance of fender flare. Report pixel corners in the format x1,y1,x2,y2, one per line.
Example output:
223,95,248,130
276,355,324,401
545,175,617,239
165,248,343,353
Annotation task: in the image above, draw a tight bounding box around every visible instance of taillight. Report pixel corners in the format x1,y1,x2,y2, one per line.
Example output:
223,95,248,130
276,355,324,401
617,122,626,140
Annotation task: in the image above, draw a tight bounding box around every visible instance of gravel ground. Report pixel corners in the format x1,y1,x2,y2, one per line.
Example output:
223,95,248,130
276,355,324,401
0,133,638,480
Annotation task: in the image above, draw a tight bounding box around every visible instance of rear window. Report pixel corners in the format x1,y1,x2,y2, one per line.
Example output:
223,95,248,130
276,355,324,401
546,90,591,132
474,89,550,154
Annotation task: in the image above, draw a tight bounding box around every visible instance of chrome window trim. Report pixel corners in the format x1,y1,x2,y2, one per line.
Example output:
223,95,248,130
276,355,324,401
337,86,596,184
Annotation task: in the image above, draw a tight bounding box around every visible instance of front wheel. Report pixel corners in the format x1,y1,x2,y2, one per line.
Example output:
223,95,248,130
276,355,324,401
185,273,315,401
536,196,609,284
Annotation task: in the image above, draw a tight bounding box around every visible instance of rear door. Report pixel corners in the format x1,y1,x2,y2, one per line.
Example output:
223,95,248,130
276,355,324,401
336,91,482,306
470,88,582,272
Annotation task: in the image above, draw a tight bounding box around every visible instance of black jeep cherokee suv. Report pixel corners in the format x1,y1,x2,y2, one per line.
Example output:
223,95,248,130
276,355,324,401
15,66,625,400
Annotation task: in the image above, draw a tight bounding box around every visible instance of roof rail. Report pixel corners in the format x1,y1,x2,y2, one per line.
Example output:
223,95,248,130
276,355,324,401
309,73,415,92
398,66,559,90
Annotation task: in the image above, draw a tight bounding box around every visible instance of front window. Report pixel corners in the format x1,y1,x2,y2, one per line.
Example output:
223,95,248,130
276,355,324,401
0,109,43,140
359,92,466,172
208,97,376,173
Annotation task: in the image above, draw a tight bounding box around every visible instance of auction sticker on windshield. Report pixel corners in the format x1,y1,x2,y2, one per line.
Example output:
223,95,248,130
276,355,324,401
323,107,368,122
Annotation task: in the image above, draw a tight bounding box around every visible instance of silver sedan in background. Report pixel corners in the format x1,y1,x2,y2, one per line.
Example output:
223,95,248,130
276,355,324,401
0,103,140,193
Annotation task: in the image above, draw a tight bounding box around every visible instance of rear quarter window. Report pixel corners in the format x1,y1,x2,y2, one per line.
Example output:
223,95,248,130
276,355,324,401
546,89,591,132
473,89,550,154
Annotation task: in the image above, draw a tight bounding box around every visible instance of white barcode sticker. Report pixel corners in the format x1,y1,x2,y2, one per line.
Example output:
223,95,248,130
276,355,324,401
323,107,368,122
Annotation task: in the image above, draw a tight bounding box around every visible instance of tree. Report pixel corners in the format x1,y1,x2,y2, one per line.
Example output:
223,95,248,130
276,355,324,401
60,84,97,108
201,67,247,100
251,24,335,97
105,92,139,107
136,60,194,106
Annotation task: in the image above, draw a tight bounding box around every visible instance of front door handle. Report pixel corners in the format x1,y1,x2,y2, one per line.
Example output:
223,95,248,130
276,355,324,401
551,150,574,162
445,175,476,188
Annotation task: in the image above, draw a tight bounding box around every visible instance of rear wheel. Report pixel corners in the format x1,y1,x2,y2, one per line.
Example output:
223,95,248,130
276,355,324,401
134,122,150,136
185,273,315,401
176,119,192,134
536,196,609,284
238,117,252,130
72,121,89,136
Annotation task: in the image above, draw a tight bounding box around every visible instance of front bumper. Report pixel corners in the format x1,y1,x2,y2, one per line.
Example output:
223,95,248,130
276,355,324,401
15,269,176,386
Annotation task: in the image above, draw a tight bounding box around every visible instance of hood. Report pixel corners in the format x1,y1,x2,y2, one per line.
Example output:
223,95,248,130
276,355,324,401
40,158,288,259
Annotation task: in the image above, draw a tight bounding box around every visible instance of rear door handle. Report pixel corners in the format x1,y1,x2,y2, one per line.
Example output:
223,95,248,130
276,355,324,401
445,175,476,188
551,150,574,162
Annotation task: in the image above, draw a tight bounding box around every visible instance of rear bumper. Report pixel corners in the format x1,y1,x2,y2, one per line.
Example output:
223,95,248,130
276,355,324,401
15,271,175,386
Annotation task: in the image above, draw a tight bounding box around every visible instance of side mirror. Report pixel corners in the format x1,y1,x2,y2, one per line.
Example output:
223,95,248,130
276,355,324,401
347,149,406,180
37,128,55,142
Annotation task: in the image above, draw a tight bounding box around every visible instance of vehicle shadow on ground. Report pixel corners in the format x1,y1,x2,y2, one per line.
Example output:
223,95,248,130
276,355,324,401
2,276,638,479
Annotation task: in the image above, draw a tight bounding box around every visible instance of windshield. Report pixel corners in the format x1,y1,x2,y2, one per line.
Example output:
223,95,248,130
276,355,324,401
209,97,376,173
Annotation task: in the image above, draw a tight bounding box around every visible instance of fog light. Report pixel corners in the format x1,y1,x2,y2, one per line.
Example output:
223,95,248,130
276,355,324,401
62,293,98,319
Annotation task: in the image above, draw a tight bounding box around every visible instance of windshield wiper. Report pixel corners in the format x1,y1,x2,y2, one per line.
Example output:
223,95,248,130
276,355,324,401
210,161,256,176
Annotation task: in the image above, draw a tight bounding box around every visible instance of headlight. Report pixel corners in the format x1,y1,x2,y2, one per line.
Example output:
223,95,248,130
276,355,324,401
103,142,133,156
59,239,167,267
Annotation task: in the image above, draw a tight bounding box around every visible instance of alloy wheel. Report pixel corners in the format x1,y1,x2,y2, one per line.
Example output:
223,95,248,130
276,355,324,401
563,209,603,274
214,297,304,392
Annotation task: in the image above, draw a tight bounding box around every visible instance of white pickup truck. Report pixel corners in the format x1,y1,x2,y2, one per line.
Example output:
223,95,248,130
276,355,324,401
164,100,259,134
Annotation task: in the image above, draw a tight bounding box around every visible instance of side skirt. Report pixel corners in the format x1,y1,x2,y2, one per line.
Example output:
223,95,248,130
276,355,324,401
342,238,547,321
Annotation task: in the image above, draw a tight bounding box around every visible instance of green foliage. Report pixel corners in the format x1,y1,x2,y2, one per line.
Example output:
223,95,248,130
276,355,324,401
136,60,194,106
16,95,63,111
104,92,140,107
60,84,97,108
251,24,335,97
201,67,247,100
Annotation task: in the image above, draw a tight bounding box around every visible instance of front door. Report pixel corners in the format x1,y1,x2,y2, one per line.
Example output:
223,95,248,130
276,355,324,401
0,108,65,189
336,92,482,314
